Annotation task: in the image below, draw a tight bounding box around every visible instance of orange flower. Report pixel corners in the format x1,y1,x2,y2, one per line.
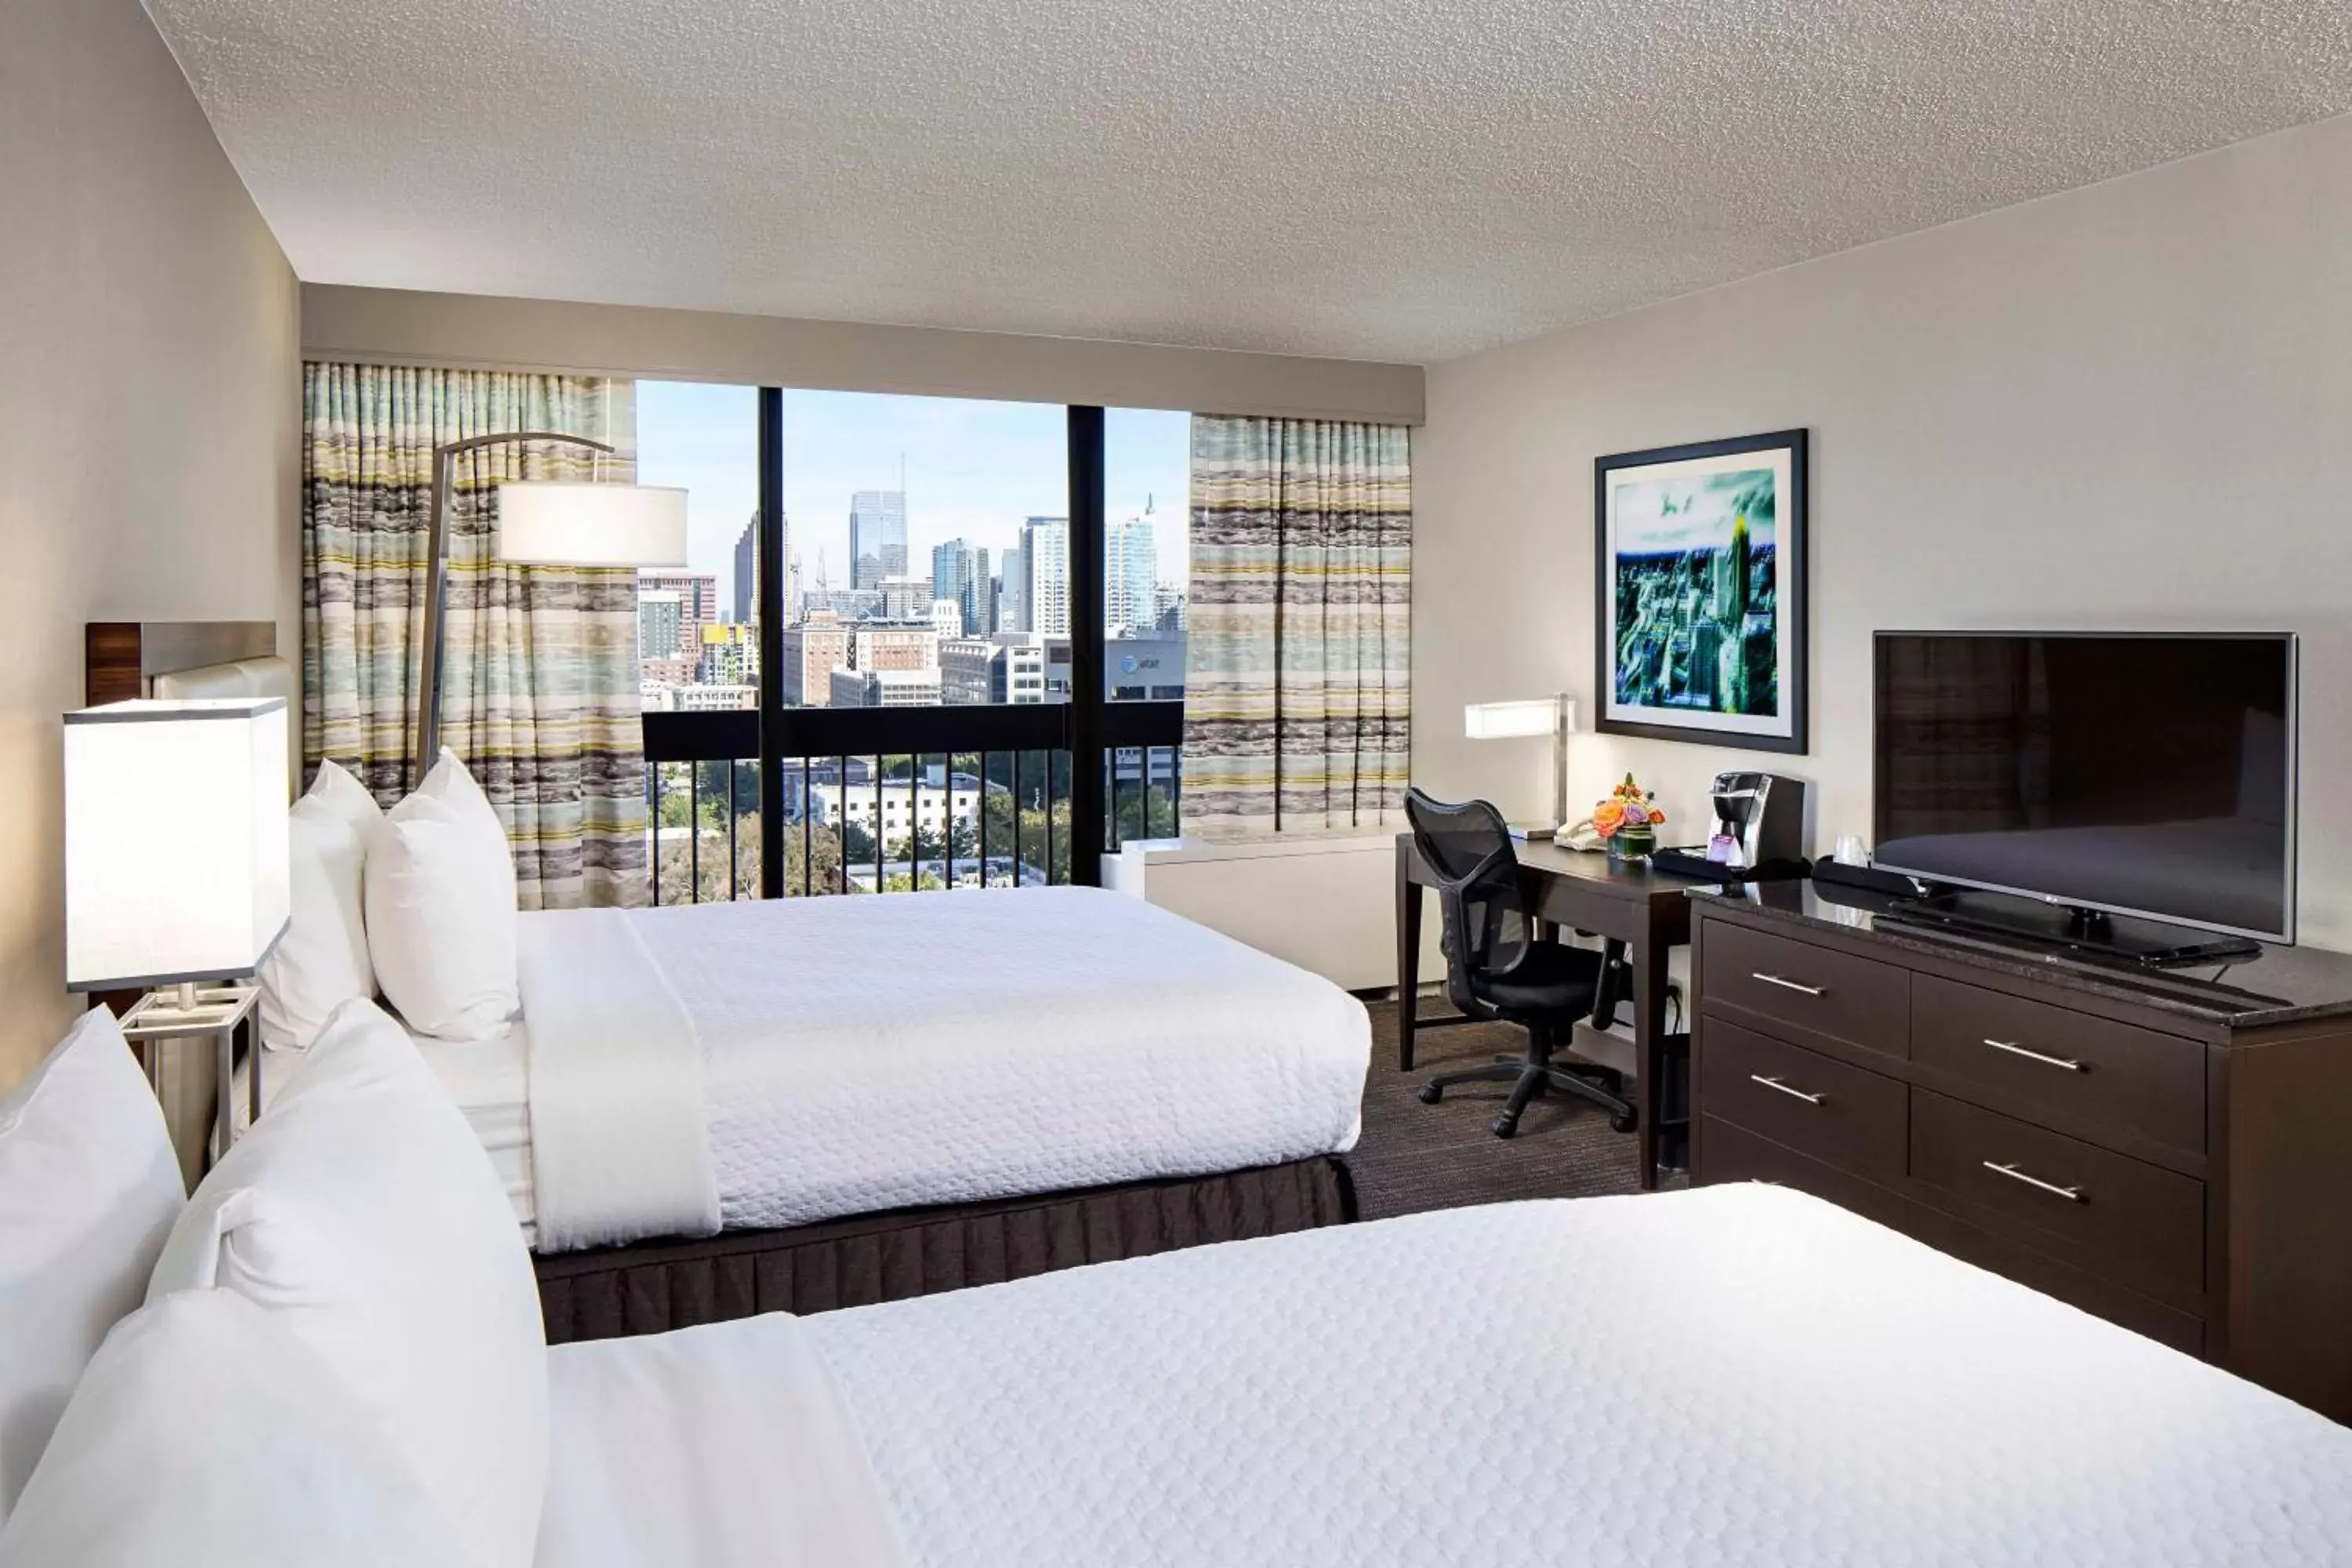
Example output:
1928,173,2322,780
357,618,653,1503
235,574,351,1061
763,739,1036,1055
1592,799,1628,837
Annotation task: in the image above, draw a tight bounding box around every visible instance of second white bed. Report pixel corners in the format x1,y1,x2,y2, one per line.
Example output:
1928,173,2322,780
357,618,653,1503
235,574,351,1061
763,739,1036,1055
538,1183,2352,1568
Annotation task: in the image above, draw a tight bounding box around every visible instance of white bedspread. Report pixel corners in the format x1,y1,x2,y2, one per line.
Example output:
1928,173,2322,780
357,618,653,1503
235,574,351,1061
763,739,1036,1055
557,886,1367,1239
517,909,717,1252
540,1185,2352,1568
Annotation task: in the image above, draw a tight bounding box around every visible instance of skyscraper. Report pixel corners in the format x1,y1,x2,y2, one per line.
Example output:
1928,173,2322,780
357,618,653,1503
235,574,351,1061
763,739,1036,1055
1106,514,1157,635
731,514,757,624
997,543,1025,633
637,572,719,655
637,590,682,665
849,490,907,590
1022,516,1070,637
929,538,991,636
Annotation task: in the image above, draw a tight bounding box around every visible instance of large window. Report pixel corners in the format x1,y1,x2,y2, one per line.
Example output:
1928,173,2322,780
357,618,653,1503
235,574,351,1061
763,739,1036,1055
633,389,1187,904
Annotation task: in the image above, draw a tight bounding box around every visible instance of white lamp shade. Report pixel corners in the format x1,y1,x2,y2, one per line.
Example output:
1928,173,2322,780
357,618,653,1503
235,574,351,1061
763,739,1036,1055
1464,697,1571,740
64,699,290,990
496,481,689,567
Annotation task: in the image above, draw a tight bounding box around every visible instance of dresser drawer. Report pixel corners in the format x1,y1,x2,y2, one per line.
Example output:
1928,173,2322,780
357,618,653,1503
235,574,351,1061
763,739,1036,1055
1910,1088,2204,1303
1699,1020,1906,1184
1700,920,1909,1060
1911,975,2205,1155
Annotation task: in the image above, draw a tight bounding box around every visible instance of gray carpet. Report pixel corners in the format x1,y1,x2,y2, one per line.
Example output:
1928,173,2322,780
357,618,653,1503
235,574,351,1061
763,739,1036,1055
1348,1000,1666,1221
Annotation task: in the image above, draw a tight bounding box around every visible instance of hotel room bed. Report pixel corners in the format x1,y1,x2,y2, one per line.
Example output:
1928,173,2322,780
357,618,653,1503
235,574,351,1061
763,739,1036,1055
245,884,1369,1338
536,1183,2352,1568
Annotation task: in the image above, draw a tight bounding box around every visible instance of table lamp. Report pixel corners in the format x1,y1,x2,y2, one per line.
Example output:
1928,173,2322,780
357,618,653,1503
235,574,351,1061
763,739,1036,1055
1463,695,1574,839
65,696,291,1148
412,434,688,783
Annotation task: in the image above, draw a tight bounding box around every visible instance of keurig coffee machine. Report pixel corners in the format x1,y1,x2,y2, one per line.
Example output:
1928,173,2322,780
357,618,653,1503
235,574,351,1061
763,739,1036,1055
1653,771,1809,881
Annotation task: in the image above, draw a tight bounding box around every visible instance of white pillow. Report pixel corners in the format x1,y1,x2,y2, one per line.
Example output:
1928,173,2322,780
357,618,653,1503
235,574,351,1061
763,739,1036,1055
147,998,546,1568
0,1290,471,1568
367,750,519,1041
0,1006,183,1525
256,759,384,1051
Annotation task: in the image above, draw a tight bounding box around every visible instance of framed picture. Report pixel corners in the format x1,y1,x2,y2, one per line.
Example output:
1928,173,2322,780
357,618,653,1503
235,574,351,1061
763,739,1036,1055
1594,428,1808,753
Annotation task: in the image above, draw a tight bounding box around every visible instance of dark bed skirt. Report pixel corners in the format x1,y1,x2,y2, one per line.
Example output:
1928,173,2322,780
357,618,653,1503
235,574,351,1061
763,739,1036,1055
534,1155,1359,1344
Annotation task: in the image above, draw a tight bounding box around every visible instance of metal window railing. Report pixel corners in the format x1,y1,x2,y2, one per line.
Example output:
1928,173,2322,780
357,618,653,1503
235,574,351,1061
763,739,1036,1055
642,702,1182,904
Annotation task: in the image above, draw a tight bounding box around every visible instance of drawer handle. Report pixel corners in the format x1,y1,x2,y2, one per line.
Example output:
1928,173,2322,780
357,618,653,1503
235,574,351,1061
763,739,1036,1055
1750,1074,1826,1105
1982,1161,2085,1203
1984,1037,2086,1073
1751,971,1826,997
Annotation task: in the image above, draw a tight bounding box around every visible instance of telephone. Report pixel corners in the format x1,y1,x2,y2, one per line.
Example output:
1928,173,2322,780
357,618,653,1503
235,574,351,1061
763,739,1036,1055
1552,816,1607,853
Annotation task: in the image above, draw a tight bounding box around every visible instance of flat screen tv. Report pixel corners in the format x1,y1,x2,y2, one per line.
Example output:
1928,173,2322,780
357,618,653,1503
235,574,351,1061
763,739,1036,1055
1873,631,2296,944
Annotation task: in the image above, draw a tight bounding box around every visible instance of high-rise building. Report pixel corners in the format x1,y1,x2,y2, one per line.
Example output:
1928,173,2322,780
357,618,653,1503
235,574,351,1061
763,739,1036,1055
940,635,1047,705
786,551,803,625
637,590,682,666
779,620,851,706
929,539,991,636
1021,516,1070,637
1107,514,1157,635
849,490,907,590
1152,582,1187,632
731,515,758,624
997,545,1025,633
638,572,719,655
699,621,760,686
852,624,938,673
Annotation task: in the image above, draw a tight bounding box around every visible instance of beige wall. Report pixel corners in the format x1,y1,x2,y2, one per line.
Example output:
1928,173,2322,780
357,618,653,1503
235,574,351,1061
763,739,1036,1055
1414,112,2352,950
303,284,1425,425
0,0,301,1102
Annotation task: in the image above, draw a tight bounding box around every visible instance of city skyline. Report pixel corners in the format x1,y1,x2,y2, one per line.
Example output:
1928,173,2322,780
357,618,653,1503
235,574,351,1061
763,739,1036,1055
632,383,1192,597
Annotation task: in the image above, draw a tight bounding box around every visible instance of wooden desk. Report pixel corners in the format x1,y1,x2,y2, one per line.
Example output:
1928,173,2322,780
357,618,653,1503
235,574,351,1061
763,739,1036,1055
1396,833,1697,1190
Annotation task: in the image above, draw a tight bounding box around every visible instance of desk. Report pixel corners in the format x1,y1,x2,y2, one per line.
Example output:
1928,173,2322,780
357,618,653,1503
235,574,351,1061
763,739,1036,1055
1396,834,1698,1191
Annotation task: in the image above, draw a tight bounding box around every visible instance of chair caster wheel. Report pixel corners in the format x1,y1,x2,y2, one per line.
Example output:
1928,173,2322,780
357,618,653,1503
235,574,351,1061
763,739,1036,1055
1490,1115,1519,1139
1417,1083,1443,1105
1609,1111,1637,1134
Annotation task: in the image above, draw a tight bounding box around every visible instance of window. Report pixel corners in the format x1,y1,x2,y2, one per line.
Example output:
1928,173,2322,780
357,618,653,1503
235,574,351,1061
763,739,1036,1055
1105,408,1190,844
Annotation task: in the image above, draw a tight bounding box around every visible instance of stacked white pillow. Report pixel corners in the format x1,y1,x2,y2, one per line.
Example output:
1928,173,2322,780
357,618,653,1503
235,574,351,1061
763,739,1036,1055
0,1290,471,1566
0,1007,186,1525
145,996,548,1568
366,748,521,1041
256,758,383,1052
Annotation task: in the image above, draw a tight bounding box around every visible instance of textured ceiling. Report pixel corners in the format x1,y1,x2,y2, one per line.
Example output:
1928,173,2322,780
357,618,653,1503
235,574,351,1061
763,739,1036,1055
146,0,2352,363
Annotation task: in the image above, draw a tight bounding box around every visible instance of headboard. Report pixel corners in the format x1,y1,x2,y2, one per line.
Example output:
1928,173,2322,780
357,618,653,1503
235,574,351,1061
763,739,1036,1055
85,620,296,783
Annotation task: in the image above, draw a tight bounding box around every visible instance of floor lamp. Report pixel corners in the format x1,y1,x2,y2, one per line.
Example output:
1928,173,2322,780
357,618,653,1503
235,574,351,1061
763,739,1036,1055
412,432,688,784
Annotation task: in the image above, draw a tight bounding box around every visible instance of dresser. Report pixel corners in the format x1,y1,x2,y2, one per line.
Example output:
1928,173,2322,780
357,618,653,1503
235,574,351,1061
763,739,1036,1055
1690,881,2352,1422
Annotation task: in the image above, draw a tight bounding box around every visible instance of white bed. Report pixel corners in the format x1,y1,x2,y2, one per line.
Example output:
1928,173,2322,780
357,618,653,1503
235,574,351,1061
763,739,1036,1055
254,884,1370,1255
537,1184,2352,1568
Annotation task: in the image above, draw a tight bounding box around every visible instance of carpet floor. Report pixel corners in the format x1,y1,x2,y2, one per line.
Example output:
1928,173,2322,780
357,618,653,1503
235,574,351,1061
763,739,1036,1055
1347,999,1676,1221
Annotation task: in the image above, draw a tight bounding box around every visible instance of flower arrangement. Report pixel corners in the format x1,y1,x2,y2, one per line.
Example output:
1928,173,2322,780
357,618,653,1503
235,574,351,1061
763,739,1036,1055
1592,774,1664,858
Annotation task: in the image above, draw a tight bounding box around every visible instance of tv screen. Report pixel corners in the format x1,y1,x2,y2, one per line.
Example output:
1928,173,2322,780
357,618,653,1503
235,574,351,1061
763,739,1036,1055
1873,632,2296,942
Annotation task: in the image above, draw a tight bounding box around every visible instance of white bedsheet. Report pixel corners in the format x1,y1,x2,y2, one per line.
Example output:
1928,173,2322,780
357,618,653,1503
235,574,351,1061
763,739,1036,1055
519,909,717,1252
525,887,1367,1243
540,1186,2352,1568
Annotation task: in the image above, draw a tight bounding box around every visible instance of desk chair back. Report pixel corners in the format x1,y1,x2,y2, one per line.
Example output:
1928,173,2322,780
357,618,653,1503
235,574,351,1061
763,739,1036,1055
1403,789,1532,1022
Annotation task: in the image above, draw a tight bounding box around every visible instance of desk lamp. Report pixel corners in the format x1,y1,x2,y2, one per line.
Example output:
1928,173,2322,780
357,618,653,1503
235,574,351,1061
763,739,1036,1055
1463,695,1574,840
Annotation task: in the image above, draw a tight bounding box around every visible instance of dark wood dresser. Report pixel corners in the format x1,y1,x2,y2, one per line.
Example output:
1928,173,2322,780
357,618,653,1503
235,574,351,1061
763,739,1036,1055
1691,882,2352,1422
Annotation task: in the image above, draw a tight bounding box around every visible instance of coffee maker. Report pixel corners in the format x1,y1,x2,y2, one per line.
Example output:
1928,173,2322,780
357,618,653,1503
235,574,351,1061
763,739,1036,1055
1656,771,1809,880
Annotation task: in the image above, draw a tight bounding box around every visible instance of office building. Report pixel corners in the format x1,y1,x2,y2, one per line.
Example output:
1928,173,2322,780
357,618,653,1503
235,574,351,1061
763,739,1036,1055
940,635,1047,705
930,539,990,635
699,621,759,686
848,489,907,590
829,666,941,708
779,620,851,707
1107,514,1157,635
852,624,938,673
996,544,1025,633
638,572,719,657
1152,583,1187,632
1021,516,1070,637
879,574,931,622
1106,634,1185,700
637,590,682,666
731,515,757,624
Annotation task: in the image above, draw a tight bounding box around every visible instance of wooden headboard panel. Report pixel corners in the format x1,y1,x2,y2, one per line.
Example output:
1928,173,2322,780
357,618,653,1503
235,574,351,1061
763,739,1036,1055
85,621,278,705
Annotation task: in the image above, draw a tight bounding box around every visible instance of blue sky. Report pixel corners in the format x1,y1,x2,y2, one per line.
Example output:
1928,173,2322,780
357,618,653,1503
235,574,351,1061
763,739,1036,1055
633,383,1191,608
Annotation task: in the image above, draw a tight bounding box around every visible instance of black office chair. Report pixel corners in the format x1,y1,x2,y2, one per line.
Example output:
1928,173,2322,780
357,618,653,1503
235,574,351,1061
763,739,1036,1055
1405,788,1638,1140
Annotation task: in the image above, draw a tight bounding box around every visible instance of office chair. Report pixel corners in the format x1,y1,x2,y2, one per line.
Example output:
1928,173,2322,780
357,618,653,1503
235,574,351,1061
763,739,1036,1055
1404,788,1638,1140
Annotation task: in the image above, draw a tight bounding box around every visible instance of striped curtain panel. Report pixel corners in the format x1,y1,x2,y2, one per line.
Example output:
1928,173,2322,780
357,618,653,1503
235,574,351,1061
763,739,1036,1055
303,362,648,909
1184,416,1412,837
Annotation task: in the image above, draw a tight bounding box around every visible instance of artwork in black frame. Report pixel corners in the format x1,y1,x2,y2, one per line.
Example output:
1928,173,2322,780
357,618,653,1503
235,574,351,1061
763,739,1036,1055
1593,428,1808,754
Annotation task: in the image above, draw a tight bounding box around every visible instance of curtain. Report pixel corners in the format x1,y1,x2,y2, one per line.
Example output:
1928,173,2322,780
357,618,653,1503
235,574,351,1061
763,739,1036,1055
303,362,647,909
1183,416,1412,837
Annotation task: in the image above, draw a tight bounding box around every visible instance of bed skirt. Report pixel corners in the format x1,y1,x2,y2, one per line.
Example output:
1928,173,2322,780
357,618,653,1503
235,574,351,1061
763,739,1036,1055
534,1155,1359,1344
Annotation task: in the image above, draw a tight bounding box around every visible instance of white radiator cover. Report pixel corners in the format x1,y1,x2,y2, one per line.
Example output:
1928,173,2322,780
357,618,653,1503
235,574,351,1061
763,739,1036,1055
1104,834,1444,992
